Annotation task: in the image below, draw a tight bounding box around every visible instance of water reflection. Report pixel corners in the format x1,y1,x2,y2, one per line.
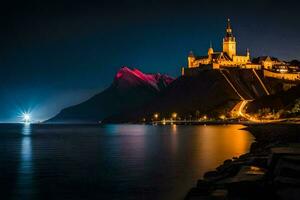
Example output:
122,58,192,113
107,125,147,168
15,124,34,199
1,124,254,200
171,124,177,134
22,123,31,136
170,125,178,155
197,125,254,176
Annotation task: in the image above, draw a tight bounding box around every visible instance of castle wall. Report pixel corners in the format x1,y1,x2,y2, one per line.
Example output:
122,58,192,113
242,64,261,70
188,56,195,68
262,60,273,70
232,55,249,64
263,70,300,81
193,59,210,67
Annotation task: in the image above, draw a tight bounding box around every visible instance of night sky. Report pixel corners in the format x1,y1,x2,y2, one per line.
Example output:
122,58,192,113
1,0,300,122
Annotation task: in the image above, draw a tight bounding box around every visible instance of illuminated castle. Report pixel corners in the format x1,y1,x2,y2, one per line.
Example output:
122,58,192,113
183,19,260,74
181,19,300,81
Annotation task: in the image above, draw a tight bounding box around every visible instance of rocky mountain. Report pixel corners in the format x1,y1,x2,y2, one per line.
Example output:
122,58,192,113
47,67,174,123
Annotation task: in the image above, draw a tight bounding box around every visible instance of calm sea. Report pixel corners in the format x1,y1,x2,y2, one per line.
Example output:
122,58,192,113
0,124,254,200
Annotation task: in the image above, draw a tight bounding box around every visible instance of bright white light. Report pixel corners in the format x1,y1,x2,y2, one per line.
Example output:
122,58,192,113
23,113,31,123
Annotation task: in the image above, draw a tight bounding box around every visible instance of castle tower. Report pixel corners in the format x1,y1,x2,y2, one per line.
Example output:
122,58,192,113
188,51,195,68
246,48,250,61
222,19,236,59
207,42,214,56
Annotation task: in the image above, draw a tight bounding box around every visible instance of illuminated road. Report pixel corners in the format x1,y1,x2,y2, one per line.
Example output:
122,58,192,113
233,100,284,123
231,71,299,123
236,100,258,122
222,68,275,123
235,100,267,123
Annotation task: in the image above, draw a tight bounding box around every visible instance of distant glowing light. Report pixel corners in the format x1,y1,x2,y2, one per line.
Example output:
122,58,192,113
219,115,226,120
172,112,177,119
23,113,31,123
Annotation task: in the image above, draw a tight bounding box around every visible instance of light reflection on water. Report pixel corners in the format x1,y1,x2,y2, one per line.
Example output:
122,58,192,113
0,124,254,200
14,124,34,200
196,125,252,174
21,123,31,136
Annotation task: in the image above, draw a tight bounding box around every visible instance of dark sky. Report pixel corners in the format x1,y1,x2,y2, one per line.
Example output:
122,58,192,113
1,0,300,122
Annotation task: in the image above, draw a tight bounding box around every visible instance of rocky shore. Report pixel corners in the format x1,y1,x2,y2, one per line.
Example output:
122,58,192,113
185,124,300,200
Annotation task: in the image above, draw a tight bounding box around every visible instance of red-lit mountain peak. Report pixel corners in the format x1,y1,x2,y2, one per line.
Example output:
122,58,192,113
114,66,174,90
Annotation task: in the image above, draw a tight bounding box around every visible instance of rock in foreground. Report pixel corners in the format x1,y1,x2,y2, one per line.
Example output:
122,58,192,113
185,125,300,200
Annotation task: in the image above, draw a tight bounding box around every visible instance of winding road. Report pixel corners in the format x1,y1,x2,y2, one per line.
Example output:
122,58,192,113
233,100,284,123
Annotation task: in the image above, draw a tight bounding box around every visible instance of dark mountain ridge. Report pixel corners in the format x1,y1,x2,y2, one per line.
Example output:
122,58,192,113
47,67,174,123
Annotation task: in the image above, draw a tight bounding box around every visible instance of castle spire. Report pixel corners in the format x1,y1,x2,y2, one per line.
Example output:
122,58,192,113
188,50,194,57
208,41,214,55
223,18,236,58
226,18,233,37
227,18,231,30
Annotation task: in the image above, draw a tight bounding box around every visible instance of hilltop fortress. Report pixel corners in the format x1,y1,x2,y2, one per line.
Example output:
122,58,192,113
182,19,300,81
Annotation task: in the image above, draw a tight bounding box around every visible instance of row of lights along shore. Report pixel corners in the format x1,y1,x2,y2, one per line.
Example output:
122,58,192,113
143,113,227,123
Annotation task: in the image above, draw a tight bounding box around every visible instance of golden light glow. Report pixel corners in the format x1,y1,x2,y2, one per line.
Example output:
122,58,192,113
231,100,284,123
172,112,177,119
154,113,159,119
196,125,254,177
171,124,177,133
219,115,226,120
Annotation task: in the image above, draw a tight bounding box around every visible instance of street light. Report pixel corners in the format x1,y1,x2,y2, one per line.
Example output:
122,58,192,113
219,115,226,120
172,112,177,119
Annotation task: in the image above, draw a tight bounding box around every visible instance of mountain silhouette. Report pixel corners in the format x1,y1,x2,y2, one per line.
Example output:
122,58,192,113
47,67,174,123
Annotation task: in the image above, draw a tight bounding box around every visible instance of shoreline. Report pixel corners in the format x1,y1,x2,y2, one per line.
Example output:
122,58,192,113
185,124,300,200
